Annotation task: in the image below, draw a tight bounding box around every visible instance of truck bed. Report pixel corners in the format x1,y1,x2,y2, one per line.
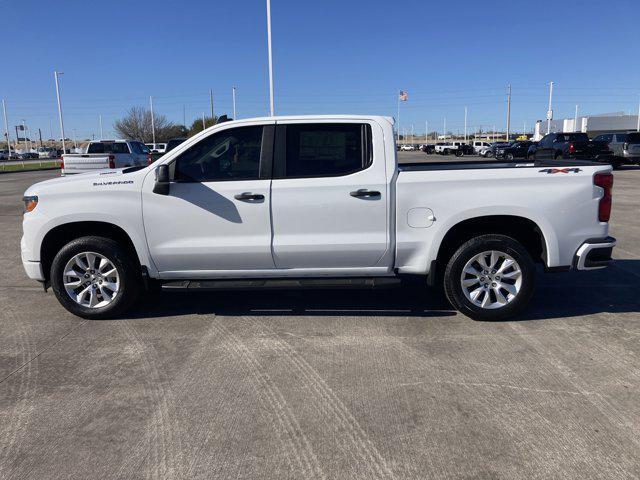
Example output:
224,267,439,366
399,159,603,172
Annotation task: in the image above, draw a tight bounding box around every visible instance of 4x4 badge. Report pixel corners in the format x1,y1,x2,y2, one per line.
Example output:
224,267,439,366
538,168,582,174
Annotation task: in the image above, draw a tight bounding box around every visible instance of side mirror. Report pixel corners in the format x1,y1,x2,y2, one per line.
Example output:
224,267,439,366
153,164,170,195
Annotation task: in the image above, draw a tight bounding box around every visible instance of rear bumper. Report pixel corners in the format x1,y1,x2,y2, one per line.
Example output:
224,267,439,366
573,236,616,270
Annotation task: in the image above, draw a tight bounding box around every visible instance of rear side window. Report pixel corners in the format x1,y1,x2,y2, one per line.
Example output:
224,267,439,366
282,123,372,178
614,133,627,142
626,132,640,143
87,142,130,154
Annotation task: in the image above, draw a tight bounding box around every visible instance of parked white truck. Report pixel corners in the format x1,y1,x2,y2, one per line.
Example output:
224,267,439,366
21,115,616,320
62,140,150,175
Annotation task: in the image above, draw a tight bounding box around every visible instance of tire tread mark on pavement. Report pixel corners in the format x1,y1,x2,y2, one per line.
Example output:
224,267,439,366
246,317,396,480
0,306,38,479
508,322,640,467
211,320,325,480
116,321,185,480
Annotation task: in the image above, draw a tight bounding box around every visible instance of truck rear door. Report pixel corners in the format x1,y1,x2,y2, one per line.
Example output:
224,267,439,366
270,121,390,269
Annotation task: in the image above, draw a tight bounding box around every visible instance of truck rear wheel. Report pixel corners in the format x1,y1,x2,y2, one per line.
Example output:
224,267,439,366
50,236,141,319
443,234,535,321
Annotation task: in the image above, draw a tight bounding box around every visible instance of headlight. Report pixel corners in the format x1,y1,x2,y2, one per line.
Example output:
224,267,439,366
23,195,38,213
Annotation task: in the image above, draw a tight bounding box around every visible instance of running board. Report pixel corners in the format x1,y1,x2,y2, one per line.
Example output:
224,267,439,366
161,277,401,291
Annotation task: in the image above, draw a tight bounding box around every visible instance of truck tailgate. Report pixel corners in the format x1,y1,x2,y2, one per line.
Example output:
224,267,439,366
63,155,111,174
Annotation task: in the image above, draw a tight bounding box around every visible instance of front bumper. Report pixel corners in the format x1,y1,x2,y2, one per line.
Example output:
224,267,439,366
21,235,45,281
573,236,616,270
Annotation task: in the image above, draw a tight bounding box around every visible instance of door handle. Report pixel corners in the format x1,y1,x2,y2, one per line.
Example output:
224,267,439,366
234,192,265,202
350,189,381,198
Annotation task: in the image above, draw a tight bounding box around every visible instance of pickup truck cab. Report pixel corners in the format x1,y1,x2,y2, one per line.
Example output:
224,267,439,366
533,133,613,164
592,132,640,167
21,115,616,321
62,140,151,175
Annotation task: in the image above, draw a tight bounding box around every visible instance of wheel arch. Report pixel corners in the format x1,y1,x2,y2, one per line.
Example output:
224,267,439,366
40,221,143,281
434,215,550,273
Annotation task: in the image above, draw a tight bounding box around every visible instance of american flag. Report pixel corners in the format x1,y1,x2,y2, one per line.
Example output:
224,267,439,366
399,91,408,101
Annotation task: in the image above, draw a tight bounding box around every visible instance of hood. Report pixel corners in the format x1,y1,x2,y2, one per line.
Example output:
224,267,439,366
24,167,145,196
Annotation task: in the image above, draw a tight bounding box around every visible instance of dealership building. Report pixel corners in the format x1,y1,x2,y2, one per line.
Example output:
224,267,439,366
533,112,640,140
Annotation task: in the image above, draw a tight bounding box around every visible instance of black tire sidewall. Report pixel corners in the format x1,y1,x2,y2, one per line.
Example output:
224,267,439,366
50,236,140,319
443,235,535,321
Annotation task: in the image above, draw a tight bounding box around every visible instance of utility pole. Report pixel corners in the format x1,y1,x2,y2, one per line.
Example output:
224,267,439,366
99,114,103,140
72,128,77,150
443,117,446,140
425,120,428,143
22,119,27,150
232,86,237,119
546,81,554,134
266,0,275,116
149,96,156,144
2,99,11,157
209,89,215,121
506,84,511,141
574,104,579,132
54,70,66,154
636,95,639,132
202,112,206,130
464,106,468,142
38,128,42,148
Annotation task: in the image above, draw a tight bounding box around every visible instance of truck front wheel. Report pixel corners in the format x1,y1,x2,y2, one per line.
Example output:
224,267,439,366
443,234,535,321
50,236,141,319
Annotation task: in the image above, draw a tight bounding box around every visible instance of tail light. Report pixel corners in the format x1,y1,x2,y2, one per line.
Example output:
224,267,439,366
108,155,115,169
568,143,575,154
60,156,64,170
147,153,152,165
594,172,613,222
623,142,629,151
601,143,609,151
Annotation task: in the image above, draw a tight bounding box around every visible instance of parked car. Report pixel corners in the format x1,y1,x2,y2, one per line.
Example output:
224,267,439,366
495,141,534,161
592,132,640,166
480,142,512,158
145,143,167,154
526,142,539,160
455,144,475,156
472,141,491,154
21,115,616,322
420,144,436,154
37,147,58,159
0,149,10,160
434,141,466,155
532,133,613,164
399,144,416,151
165,137,187,153
61,140,151,175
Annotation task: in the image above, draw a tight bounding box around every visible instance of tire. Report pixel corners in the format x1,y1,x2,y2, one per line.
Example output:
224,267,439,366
50,236,141,319
505,153,514,161
455,149,463,157
443,234,535,321
443,149,450,156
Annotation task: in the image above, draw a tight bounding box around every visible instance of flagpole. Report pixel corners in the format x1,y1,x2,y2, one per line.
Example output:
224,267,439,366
396,91,400,143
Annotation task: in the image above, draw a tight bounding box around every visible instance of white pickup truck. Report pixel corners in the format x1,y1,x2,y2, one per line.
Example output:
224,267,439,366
62,140,150,175
434,141,464,155
21,115,616,321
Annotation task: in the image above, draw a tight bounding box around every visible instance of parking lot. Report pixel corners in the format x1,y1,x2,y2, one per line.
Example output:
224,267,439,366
1,162,640,479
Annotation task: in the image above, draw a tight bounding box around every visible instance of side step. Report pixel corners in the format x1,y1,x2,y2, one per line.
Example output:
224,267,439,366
161,277,401,291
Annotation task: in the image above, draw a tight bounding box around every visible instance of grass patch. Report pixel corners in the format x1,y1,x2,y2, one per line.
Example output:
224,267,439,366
0,161,62,172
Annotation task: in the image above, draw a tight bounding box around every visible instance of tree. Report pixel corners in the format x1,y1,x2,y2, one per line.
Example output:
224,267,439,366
187,115,224,137
114,106,184,143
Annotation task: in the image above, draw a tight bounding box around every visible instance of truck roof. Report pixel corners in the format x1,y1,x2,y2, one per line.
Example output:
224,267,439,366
214,114,395,126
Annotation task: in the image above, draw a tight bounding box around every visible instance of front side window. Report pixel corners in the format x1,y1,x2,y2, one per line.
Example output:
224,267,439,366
174,126,263,182
283,123,371,178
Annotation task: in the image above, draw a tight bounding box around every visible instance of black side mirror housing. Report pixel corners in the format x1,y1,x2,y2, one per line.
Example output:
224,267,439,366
153,164,170,195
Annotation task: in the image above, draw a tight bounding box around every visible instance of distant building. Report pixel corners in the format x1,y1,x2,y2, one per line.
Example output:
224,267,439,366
534,112,640,140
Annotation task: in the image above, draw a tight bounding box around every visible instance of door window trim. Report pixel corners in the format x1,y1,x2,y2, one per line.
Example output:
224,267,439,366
169,124,274,183
272,123,373,179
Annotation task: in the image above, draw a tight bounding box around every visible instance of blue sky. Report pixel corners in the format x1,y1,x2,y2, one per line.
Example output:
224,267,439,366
2,0,639,140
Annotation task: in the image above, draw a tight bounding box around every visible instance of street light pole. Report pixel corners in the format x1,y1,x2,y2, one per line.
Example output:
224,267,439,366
149,96,156,144
72,128,77,150
506,84,511,141
2,99,11,157
54,70,66,154
574,104,579,133
202,112,206,130
99,114,103,140
266,0,275,116
464,106,468,142
637,95,640,132
22,119,27,150
209,89,215,121
232,86,237,119
546,81,554,134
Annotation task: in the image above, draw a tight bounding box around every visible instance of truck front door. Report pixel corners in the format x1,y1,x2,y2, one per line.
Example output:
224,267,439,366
142,123,275,276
